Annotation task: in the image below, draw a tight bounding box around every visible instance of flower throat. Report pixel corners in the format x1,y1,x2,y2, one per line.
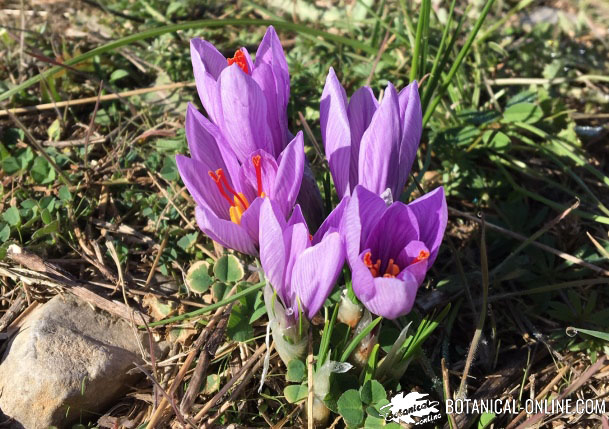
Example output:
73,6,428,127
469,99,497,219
208,155,265,225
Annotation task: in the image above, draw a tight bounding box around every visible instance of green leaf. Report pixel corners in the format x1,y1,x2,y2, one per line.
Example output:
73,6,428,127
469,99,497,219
40,208,52,225
31,156,55,184
202,374,221,395
185,261,213,294
0,223,9,242
483,131,511,150
2,156,21,174
213,255,244,283
478,412,495,428
58,186,72,202
359,380,386,405
3,207,20,227
32,220,59,240
503,102,543,124
284,383,308,403
226,298,254,342
109,69,129,82
47,118,61,141
160,156,179,181
338,389,364,427
177,232,198,251
286,359,306,383
570,327,609,342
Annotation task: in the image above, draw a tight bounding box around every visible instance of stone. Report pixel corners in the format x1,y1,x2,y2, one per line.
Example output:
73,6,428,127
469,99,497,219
0,294,156,429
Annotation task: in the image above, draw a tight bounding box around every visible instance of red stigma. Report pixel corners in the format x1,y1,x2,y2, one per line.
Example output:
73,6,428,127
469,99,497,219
227,50,249,74
252,155,264,197
216,169,248,209
209,170,235,206
412,250,430,264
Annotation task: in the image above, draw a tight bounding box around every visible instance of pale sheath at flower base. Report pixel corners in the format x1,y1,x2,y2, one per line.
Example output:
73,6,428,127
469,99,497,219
176,104,304,255
321,67,422,200
259,198,345,364
190,26,324,227
342,185,447,320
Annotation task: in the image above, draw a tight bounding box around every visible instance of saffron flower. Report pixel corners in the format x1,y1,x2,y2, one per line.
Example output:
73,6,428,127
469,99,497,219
342,185,447,319
190,25,324,227
320,67,422,200
176,105,304,255
190,26,290,160
259,198,345,364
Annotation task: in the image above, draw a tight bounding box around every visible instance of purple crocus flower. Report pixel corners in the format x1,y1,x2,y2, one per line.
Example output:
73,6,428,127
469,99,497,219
190,26,290,160
259,199,345,320
342,185,447,319
191,25,324,228
176,104,304,255
320,67,422,200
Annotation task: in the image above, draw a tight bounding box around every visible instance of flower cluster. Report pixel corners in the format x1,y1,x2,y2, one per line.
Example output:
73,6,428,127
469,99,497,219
177,26,447,343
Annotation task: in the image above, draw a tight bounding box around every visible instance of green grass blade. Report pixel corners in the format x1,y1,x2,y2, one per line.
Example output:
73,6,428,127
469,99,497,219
410,0,430,81
419,0,431,79
423,0,496,125
421,0,456,112
340,316,382,362
1,18,378,103
317,302,340,370
144,281,265,328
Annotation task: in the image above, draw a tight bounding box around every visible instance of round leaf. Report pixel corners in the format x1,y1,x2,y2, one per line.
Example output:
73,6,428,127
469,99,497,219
338,389,364,427
360,380,386,405
214,254,244,283
286,359,306,383
186,261,213,294
3,207,20,227
284,383,308,404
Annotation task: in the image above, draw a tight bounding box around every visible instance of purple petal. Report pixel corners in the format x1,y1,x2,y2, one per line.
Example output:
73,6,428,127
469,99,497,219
407,187,447,265
347,86,378,190
313,195,349,245
186,104,232,172
191,40,224,125
239,149,278,202
288,204,307,227
176,155,230,219
291,232,345,319
342,186,387,262
219,65,272,162
282,222,310,302
190,38,227,79
320,68,351,198
358,82,401,197
396,240,429,285
397,82,422,197
363,202,419,268
273,132,305,217
185,104,242,189
259,199,288,300
255,26,289,80
195,206,256,255
252,62,289,157
358,274,419,320
238,197,265,246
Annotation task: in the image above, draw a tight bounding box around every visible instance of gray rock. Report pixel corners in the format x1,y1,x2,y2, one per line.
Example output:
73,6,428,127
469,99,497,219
0,294,154,429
